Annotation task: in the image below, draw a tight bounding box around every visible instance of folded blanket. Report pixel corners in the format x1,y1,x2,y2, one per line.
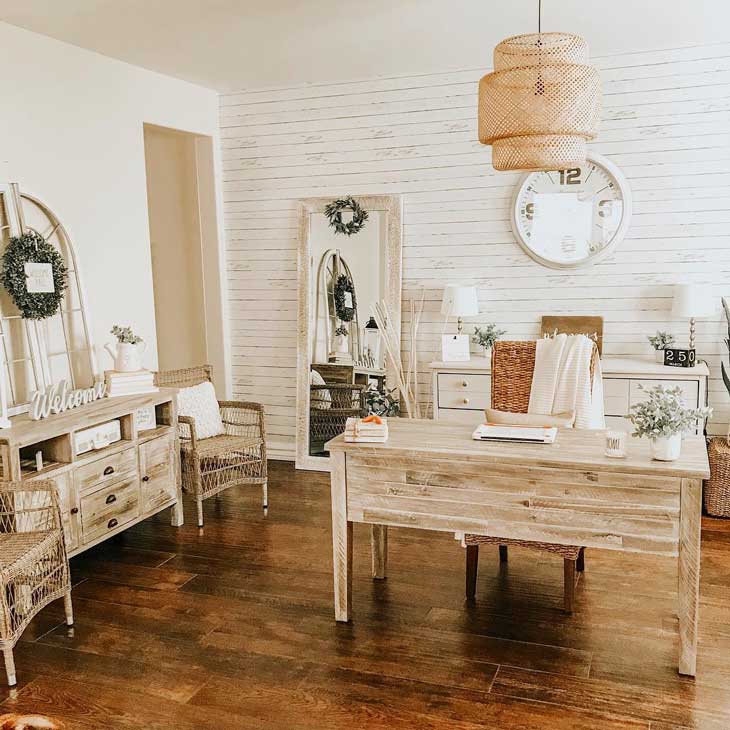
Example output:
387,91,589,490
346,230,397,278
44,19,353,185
528,333,605,430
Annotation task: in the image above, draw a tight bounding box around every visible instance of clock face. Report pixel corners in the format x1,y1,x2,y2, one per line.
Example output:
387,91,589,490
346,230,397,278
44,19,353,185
511,153,632,269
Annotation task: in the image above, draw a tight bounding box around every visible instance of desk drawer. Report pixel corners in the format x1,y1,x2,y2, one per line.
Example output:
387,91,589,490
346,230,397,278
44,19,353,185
81,476,139,543
438,373,490,393
346,455,681,556
439,390,490,410
603,378,630,416
76,446,138,494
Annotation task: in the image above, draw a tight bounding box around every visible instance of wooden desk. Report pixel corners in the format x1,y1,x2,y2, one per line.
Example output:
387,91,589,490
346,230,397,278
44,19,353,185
326,419,710,676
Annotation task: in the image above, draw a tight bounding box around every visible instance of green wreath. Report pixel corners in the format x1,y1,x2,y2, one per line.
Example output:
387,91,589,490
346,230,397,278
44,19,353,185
324,196,368,236
1,231,68,320
334,274,357,322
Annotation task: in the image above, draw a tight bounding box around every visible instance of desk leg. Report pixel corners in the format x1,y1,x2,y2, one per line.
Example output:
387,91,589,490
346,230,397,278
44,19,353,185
331,451,352,622
371,525,388,579
678,477,702,676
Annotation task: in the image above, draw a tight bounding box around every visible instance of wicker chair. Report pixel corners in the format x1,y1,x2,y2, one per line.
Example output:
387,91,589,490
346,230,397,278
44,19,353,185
1,480,73,686
154,365,267,528
309,382,365,456
465,340,597,613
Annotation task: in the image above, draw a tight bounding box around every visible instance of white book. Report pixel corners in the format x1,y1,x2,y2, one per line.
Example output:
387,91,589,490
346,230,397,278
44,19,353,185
107,387,159,398
472,424,557,444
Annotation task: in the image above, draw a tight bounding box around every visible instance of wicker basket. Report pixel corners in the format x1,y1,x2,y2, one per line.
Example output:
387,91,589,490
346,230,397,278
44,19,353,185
705,437,730,517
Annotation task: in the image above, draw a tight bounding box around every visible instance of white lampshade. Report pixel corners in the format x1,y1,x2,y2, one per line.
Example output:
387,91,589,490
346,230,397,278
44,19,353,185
441,285,479,318
671,284,715,319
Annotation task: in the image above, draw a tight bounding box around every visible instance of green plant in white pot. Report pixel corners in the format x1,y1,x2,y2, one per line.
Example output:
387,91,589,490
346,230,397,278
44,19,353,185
647,331,675,363
628,385,711,461
472,323,506,356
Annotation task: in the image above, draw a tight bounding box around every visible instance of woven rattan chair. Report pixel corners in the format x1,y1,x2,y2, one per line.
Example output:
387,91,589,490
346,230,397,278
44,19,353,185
465,340,597,613
154,365,267,528
1,480,73,686
309,383,365,456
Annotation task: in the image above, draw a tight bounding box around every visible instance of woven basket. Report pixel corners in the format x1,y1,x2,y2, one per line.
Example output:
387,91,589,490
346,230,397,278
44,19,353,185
706,437,730,517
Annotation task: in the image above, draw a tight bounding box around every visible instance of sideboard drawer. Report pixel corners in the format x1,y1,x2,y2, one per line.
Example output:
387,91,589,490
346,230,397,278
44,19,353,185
630,379,699,408
437,408,485,425
80,476,139,543
76,446,138,494
140,434,176,513
438,373,491,394
439,390,490,410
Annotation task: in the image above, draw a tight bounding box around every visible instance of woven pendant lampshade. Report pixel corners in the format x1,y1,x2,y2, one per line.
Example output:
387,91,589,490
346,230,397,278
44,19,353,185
478,32,601,171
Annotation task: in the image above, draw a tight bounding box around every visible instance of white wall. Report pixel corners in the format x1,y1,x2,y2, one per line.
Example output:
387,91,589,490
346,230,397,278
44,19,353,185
220,42,730,459
0,22,227,382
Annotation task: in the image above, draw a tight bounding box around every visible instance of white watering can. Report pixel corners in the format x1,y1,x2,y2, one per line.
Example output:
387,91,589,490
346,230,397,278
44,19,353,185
105,341,146,373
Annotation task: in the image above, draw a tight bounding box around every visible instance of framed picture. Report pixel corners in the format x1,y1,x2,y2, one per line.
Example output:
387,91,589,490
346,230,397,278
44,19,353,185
441,334,470,362
135,405,157,431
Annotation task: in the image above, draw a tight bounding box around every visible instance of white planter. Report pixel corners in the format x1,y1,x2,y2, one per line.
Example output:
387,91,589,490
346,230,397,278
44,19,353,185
655,350,665,363
335,334,349,354
105,341,146,372
650,432,682,461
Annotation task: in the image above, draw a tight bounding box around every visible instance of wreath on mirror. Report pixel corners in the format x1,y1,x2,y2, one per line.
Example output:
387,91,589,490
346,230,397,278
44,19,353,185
324,196,368,236
1,231,68,320
334,274,356,321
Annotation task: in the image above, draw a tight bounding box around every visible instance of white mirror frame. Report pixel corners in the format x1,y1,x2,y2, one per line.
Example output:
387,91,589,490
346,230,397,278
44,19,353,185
295,195,402,471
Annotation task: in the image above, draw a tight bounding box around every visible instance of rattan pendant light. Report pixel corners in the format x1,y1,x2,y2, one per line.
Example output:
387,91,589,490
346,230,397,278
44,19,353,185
478,2,601,171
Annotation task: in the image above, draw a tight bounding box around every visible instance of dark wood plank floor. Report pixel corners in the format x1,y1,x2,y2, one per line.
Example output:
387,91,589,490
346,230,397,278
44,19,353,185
2,460,730,729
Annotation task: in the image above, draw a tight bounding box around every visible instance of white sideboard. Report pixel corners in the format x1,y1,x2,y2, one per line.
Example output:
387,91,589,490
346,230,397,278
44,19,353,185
430,357,709,434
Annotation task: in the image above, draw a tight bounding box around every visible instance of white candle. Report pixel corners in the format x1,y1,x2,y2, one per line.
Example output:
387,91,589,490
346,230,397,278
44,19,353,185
605,430,626,458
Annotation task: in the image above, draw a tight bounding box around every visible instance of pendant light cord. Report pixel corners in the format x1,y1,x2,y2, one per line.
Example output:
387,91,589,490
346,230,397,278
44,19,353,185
538,0,542,34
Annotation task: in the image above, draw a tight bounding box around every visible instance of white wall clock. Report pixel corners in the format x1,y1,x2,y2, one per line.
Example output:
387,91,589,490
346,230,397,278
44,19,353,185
511,153,632,269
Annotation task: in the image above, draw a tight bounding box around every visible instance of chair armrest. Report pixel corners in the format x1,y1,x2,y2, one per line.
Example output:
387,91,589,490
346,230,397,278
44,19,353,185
0,479,61,533
178,415,198,450
219,400,265,441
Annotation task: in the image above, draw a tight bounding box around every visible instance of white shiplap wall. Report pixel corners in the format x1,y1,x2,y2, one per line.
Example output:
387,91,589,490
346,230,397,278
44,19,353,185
220,43,730,458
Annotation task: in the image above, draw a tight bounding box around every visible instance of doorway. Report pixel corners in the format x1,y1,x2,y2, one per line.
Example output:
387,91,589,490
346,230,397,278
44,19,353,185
143,124,217,373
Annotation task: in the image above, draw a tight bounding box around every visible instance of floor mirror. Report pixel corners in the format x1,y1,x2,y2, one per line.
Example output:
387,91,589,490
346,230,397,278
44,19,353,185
296,195,402,471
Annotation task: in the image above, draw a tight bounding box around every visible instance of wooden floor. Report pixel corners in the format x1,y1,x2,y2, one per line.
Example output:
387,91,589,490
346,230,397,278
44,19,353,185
2,460,730,729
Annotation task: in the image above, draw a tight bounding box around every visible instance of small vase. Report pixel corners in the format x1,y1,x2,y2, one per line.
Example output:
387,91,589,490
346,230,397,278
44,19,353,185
655,350,665,363
335,334,349,354
105,341,146,372
650,432,682,461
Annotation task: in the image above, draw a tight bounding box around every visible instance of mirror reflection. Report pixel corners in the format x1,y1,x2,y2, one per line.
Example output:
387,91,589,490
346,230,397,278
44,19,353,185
308,211,387,457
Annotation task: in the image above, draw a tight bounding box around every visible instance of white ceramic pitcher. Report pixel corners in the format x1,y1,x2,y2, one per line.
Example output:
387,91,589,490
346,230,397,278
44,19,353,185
105,341,146,372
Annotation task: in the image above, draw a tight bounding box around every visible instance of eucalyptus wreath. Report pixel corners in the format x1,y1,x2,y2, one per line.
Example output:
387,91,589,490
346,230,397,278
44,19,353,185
1,231,68,320
324,196,368,236
334,275,357,321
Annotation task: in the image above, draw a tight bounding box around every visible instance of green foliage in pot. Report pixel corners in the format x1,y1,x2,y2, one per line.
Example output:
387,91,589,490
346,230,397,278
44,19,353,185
334,324,349,337
364,386,400,417
628,385,711,439
647,331,675,351
472,324,506,351
111,325,143,345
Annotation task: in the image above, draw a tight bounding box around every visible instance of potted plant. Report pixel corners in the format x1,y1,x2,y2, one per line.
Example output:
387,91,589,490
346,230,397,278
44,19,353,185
105,325,146,372
364,386,400,417
648,331,675,363
628,385,711,461
334,324,349,354
472,323,506,356
705,298,730,516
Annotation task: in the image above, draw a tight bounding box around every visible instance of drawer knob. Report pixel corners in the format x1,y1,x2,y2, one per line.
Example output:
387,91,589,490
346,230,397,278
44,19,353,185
107,518,118,529
70,507,79,515
463,398,469,405
142,475,150,483
103,466,115,476
462,380,468,387
105,494,117,505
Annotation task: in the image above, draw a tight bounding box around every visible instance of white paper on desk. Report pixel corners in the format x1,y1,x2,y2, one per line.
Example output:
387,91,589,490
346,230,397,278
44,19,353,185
530,193,593,263
441,334,470,362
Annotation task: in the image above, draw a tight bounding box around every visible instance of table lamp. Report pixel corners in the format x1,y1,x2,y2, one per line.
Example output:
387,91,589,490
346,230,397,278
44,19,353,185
441,285,479,334
671,284,714,351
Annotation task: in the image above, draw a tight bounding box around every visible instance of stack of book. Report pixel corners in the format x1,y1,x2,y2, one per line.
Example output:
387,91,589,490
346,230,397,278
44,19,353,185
344,416,388,443
105,370,158,398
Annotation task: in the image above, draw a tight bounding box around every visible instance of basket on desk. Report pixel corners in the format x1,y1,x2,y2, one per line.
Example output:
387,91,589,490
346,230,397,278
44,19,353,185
705,437,730,517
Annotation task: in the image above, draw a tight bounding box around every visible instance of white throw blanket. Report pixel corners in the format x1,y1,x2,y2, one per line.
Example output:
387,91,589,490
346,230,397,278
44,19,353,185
528,333,605,429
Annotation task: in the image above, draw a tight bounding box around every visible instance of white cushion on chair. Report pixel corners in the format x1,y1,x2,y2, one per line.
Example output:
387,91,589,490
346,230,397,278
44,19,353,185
176,381,225,439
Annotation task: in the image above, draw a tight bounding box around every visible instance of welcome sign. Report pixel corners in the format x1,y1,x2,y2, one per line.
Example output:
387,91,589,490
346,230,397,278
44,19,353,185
30,379,107,420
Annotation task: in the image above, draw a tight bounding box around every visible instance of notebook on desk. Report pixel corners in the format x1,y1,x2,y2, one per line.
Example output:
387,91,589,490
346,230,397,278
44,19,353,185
472,424,558,444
